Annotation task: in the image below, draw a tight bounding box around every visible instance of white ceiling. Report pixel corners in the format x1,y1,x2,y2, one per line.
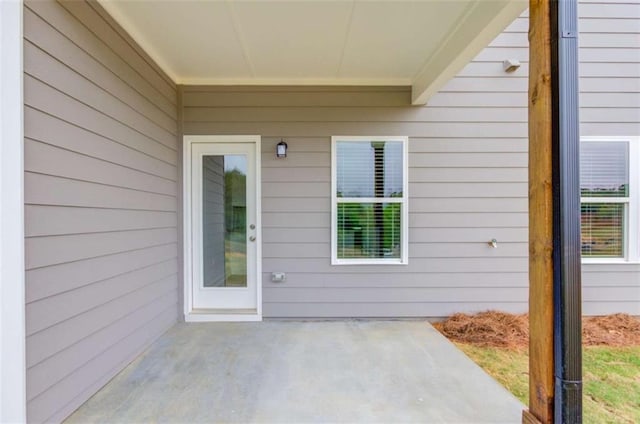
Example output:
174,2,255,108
98,0,527,104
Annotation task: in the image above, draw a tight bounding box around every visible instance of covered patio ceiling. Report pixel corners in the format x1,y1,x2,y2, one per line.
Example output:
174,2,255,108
98,0,527,104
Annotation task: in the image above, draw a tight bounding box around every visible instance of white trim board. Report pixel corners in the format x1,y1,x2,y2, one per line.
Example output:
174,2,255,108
182,135,262,322
0,0,26,421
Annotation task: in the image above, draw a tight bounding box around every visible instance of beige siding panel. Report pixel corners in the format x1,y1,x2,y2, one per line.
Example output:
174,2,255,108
579,2,640,18
580,122,640,136
263,287,528,304
261,258,527,274
408,213,527,228
24,41,176,147
262,228,331,244
25,172,176,211
23,6,176,133
261,152,330,168
262,182,328,198
580,48,640,62
27,283,176,400
26,243,177,303
409,227,528,243
26,277,176,368
25,140,176,196
583,302,640,316
408,139,528,153
26,228,177,270
263,167,329,183
184,121,528,138
409,167,527,182
263,302,528,318
263,212,330,228
24,107,177,181
580,32,640,48
26,262,177,335
262,272,529,288
183,89,411,107
410,152,528,168
262,197,330,213
427,92,528,107
27,303,177,424
23,0,178,421
581,108,640,123
25,205,176,237
184,106,527,123
24,75,177,164
24,1,176,117
440,77,527,92
409,198,528,213
409,182,526,198
580,92,640,108
583,286,640,302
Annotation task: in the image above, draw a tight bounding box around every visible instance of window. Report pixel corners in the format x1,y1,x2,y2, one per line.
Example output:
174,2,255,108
331,136,408,265
580,138,639,262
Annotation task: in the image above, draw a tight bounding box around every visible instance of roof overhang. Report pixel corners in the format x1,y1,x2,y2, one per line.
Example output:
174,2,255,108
98,0,527,105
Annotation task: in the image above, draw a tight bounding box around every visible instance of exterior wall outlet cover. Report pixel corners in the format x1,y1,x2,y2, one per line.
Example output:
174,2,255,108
271,272,286,282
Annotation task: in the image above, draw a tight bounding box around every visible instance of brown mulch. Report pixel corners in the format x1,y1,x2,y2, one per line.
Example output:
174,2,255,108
433,311,640,349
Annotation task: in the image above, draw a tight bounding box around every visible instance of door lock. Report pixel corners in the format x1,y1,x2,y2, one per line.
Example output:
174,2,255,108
249,236,256,242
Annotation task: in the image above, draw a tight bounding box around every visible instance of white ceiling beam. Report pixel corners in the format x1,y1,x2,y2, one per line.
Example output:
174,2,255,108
411,0,527,105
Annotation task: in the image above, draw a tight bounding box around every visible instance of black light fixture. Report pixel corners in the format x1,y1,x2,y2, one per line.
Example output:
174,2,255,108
276,139,288,158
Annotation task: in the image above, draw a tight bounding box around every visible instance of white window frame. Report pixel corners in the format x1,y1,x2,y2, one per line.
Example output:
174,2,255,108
580,137,640,264
331,136,409,265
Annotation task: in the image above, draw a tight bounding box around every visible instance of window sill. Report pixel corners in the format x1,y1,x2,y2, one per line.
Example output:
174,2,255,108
582,258,640,265
331,259,408,266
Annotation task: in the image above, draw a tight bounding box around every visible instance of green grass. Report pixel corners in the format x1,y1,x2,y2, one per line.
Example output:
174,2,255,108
457,344,640,424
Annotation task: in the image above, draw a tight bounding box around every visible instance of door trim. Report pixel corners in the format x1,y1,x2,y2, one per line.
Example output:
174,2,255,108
183,135,262,322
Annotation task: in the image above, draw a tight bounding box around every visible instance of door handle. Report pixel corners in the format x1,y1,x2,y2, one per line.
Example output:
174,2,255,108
249,236,256,242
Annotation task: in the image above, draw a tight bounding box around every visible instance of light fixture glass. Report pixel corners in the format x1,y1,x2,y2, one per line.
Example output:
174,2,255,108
276,140,288,158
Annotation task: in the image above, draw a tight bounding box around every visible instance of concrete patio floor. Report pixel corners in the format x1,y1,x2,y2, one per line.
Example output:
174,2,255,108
66,320,524,423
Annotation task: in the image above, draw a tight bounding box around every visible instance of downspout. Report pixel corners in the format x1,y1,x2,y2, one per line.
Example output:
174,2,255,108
550,0,583,422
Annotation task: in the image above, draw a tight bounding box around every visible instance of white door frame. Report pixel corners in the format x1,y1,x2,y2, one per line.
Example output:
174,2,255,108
0,0,26,421
183,135,262,322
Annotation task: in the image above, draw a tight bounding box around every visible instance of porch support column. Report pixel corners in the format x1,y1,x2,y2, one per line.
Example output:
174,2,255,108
525,0,582,423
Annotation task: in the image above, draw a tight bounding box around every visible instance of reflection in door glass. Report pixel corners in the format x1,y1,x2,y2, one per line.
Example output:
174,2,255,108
202,155,247,288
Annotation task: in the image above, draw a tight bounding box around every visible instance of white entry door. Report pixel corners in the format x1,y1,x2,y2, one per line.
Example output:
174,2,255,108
188,136,261,317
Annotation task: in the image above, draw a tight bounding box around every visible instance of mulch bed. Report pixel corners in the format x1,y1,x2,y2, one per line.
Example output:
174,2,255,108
433,311,640,349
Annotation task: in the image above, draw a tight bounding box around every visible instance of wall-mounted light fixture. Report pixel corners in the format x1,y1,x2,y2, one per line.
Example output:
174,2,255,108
503,59,521,73
276,139,288,158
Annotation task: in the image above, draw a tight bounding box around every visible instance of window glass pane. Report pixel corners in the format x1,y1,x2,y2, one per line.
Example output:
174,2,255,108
580,142,629,197
337,203,401,259
581,203,625,257
202,155,247,287
336,141,403,198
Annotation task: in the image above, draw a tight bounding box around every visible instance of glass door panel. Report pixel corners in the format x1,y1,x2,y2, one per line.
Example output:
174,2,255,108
202,155,248,288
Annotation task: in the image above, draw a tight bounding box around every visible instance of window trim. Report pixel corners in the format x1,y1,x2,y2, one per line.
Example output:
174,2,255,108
331,136,409,265
581,137,640,264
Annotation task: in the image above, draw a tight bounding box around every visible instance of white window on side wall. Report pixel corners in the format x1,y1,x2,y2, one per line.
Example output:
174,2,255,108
580,137,640,263
331,136,409,265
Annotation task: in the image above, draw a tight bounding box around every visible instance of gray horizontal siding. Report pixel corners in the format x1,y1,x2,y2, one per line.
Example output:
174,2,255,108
24,1,178,423
577,0,640,314
182,0,638,318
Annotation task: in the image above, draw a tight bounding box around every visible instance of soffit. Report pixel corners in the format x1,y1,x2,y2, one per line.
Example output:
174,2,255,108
98,0,527,104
